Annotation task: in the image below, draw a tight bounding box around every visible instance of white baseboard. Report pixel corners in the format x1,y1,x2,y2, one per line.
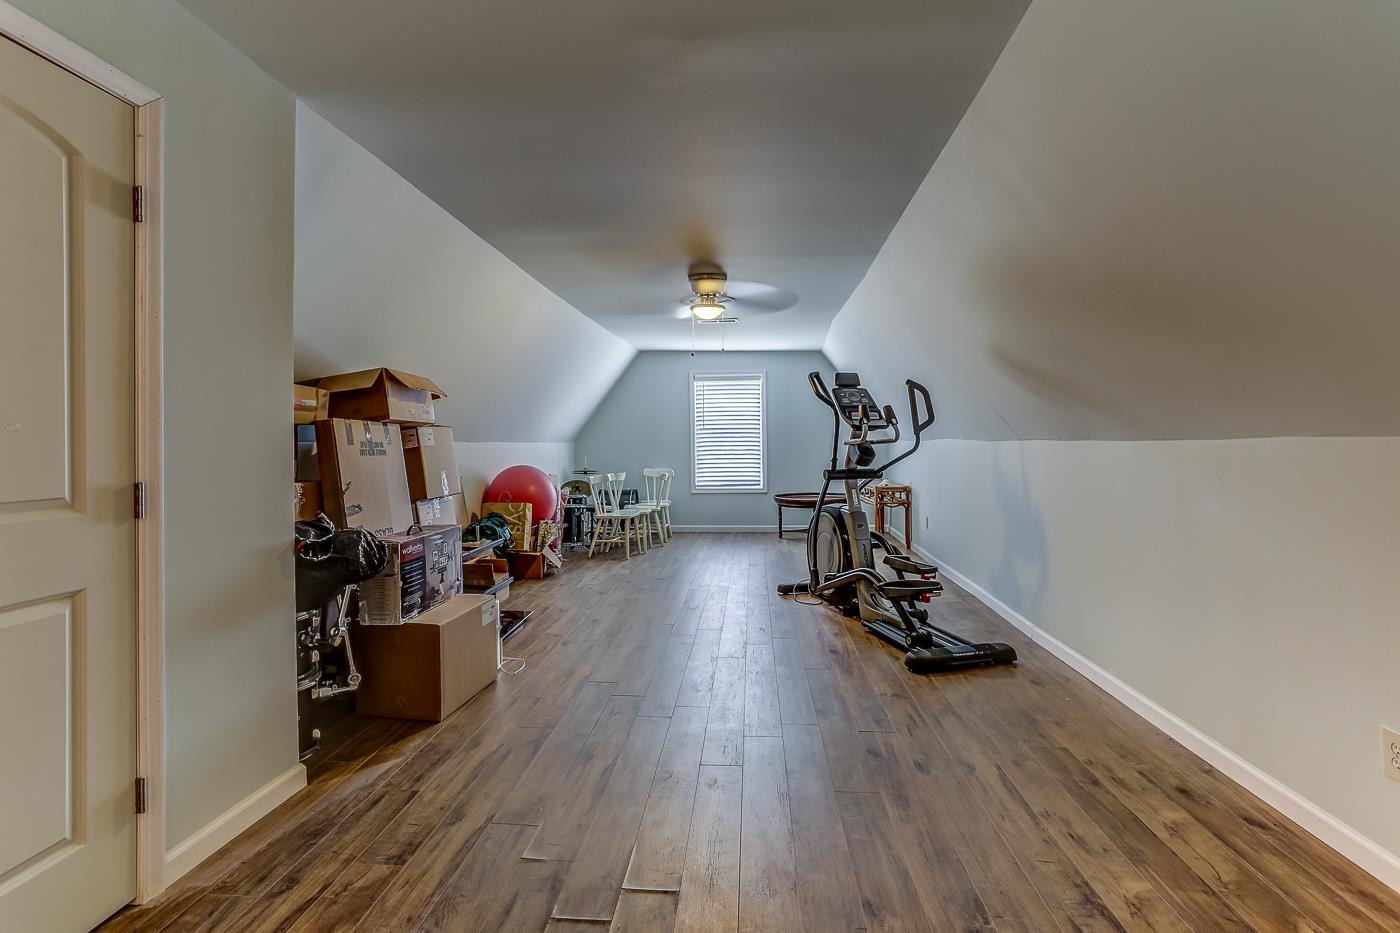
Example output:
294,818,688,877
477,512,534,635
163,764,306,886
911,542,1400,895
672,525,778,533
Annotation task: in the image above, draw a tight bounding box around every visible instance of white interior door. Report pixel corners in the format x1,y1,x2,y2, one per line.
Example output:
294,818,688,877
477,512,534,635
0,34,138,933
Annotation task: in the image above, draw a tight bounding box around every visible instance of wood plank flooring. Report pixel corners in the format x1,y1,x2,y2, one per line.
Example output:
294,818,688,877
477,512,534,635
102,533,1400,932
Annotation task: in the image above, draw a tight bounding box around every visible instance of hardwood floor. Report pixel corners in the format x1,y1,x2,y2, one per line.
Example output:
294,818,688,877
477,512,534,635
102,533,1400,932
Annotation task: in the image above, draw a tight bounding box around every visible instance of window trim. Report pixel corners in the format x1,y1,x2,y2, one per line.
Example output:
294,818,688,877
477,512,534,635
690,371,767,494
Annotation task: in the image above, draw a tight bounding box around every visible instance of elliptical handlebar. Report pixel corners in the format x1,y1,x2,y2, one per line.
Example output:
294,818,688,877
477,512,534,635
877,378,934,477
848,404,901,447
808,371,837,411
906,379,935,435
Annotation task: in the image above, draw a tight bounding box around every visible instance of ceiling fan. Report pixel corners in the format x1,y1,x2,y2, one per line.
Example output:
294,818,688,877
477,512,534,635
674,262,799,323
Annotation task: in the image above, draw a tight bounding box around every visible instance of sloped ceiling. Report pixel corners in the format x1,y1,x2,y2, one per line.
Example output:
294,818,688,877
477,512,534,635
294,104,634,441
178,0,1029,351
826,0,1400,440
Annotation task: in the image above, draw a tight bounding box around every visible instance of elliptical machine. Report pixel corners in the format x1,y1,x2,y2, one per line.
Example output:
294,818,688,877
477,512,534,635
778,372,1017,674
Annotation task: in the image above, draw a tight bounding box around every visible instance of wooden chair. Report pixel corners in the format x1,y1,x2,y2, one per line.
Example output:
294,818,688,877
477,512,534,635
587,472,647,559
640,467,674,543
610,472,652,556
659,468,674,540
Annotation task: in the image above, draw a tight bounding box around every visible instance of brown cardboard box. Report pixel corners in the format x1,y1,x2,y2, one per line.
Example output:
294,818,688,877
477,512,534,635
293,482,321,521
360,524,463,625
414,494,466,527
506,550,546,580
293,384,329,424
354,593,500,721
402,425,462,500
314,419,413,536
300,368,445,425
462,557,509,588
295,424,319,482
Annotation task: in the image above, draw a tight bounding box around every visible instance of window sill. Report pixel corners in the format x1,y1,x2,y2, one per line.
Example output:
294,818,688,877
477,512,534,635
692,487,769,495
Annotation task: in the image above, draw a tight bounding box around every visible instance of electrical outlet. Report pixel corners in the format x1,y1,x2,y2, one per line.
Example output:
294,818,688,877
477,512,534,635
1385,727,1400,783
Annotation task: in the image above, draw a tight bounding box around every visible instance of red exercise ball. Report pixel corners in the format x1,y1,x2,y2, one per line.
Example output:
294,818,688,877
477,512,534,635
485,464,559,521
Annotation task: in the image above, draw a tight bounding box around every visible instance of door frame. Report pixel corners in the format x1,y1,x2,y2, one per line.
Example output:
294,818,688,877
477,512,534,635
0,3,168,904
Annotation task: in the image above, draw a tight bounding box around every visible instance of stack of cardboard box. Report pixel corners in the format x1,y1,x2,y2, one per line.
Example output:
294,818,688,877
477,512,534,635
293,367,500,722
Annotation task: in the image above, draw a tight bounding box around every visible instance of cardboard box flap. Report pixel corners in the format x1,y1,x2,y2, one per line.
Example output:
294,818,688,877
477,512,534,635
302,367,447,399
386,368,447,398
299,369,381,392
413,593,489,628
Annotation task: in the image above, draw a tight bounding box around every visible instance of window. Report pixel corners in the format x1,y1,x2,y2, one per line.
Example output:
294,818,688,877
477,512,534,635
691,372,765,492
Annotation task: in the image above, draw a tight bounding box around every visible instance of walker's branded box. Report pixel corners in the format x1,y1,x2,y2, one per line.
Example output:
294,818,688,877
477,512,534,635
359,524,463,625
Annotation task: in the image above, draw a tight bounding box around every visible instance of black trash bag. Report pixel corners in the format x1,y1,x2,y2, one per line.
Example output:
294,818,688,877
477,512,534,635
294,515,390,612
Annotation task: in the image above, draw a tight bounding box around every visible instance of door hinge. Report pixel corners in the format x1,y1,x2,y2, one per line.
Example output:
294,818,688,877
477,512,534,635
133,481,147,520
132,185,145,223
135,777,148,815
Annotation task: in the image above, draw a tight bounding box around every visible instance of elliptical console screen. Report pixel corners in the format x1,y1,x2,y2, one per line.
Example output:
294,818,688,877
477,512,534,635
833,384,887,428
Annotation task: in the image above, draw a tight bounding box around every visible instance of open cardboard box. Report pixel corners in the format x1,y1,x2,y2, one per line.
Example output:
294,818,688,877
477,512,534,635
462,557,509,588
293,384,329,424
293,481,321,521
300,367,446,425
506,550,546,580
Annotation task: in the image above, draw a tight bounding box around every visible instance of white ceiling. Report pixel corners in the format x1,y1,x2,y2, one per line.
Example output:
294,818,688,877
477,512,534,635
177,0,1028,350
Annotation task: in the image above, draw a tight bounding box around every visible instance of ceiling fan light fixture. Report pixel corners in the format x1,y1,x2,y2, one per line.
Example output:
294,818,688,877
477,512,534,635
688,271,728,297
690,297,726,320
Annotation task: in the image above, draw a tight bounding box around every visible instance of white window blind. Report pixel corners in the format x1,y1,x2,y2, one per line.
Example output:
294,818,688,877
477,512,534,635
691,372,765,492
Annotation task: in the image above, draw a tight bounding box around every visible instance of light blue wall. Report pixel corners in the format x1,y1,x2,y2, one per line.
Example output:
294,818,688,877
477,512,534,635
576,351,836,528
7,0,299,850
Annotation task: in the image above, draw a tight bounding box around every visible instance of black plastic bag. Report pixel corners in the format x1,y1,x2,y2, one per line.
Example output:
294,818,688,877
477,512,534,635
294,515,390,612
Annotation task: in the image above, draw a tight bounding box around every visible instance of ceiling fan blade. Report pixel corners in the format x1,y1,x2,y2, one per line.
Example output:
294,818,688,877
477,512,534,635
724,280,799,312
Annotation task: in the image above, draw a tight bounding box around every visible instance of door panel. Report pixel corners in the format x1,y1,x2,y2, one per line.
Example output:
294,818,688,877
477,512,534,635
0,97,73,507
0,597,77,875
0,33,137,933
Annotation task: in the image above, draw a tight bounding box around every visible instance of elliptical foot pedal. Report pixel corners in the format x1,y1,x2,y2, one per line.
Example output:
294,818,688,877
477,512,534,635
875,579,943,601
903,641,1017,674
884,554,939,577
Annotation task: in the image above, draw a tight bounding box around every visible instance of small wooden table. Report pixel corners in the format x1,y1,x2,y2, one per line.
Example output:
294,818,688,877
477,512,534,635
860,483,913,548
772,492,845,539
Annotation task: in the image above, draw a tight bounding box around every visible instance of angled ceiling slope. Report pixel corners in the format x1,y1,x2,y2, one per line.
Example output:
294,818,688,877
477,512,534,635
294,103,634,442
179,0,1029,351
827,0,1400,441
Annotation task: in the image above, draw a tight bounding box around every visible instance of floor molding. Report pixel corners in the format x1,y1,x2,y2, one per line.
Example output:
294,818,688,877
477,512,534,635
911,542,1400,895
672,525,777,533
163,764,306,886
